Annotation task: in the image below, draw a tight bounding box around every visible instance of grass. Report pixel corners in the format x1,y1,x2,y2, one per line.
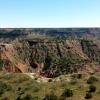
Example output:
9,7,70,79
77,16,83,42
0,72,100,100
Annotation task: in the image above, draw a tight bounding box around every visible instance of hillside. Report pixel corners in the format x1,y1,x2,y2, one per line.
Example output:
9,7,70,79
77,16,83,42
0,28,100,78
0,72,100,100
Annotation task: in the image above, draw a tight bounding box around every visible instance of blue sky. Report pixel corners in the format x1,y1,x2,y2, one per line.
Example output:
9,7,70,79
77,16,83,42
0,0,100,28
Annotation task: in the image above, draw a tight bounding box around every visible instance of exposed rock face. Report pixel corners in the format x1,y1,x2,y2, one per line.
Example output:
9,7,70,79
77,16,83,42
0,38,100,77
0,43,30,73
0,28,100,77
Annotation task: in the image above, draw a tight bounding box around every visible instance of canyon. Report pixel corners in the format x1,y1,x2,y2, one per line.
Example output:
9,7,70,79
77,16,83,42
0,28,100,78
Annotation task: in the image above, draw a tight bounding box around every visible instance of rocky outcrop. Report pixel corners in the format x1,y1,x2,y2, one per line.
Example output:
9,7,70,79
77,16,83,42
0,43,30,73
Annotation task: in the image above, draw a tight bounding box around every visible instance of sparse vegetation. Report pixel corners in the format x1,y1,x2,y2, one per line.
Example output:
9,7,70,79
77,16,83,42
0,72,99,100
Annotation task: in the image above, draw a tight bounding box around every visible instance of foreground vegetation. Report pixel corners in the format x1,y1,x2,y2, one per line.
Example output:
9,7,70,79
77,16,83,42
0,72,100,100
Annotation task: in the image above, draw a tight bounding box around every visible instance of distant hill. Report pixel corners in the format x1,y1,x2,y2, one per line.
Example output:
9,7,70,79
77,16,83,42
0,28,100,38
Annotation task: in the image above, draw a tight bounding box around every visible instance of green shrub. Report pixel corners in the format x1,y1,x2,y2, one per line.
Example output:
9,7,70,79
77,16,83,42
85,92,92,99
87,76,98,84
34,77,38,80
48,79,52,82
89,85,96,92
62,88,73,97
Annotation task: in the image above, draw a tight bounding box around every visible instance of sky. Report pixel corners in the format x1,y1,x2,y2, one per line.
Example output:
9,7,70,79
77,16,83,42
0,0,100,28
